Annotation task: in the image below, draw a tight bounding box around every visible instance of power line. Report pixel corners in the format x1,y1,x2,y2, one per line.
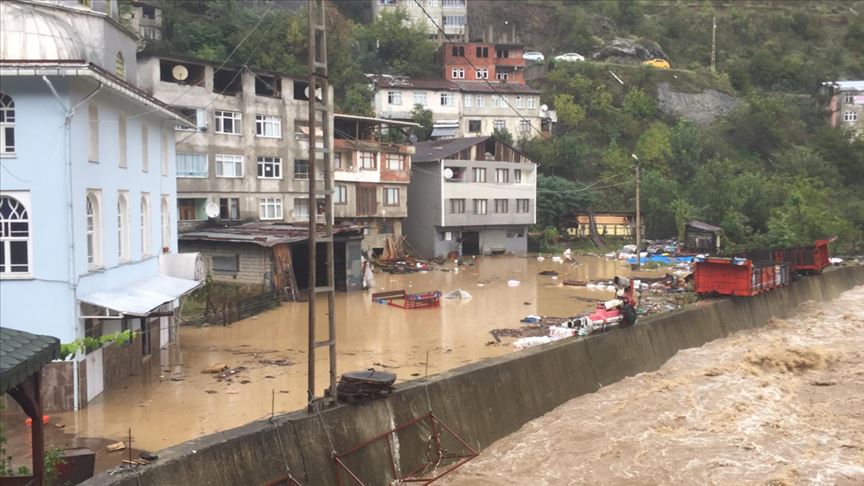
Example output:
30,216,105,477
411,0,548,139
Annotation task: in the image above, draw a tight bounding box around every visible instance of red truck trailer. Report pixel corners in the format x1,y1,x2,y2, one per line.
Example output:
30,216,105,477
694,257,791,297
741,237,835,275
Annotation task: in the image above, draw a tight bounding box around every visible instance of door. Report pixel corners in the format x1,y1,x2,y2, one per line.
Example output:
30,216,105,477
462,231,480,256
86,347,104,401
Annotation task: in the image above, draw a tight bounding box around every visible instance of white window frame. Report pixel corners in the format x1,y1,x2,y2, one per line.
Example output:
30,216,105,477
475,69,488,80
451,68,465,79
294,198,310,221
0,192,31,276
219,197,240,221
215,154,244,178
492,95,504,108
473,198,487,215
527,96,537,109
140,194,151,257
176,152,208,178
413,91,427,106
215,110,242,135
386,153,403,170
440,92,455,106
496,72,509,81
117,191,130,262
359,151,376,170
255,114,282,138
473,167,486,183
294,159,309,179
843,111,858,122
475,95,485,107
495,169,509,183
383,187,400,206
257,156,282,179
335,185,347,205
843,94,854,104
516,96,525,109
464,95,472,108
520,120,532,133
0,93,15,156
259,197,283,220
388,91,403,105
87,191,102,268
514,169,522,184
493,120,506,130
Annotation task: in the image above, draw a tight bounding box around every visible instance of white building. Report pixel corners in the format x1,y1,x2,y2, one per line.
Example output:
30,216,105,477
0,0,200,410
372,76,552,139
372,0,468,42
821,80,864,137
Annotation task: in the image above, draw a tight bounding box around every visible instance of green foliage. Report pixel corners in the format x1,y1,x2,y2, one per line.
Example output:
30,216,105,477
58,330,134,360
354,9,438,78
341,84,375,117
411,105,434,142
491,127,515,146
622,88,655,119
535,175,594,230
537,227,561,253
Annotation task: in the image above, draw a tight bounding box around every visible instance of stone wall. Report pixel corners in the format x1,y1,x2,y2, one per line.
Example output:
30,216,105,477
85,266,864,486
179,240,273,287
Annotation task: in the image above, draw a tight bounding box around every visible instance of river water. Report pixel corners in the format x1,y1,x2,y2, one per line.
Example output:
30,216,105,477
41,255,661,455
443,284,864,486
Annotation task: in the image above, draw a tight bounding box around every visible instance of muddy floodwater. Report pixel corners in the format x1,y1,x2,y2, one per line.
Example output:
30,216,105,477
36,255,660,457
444,285,864,486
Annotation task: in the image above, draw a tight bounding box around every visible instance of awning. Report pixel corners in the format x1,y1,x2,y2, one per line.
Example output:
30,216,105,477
431,126,458,138
79,274,201,316
1,327,60,394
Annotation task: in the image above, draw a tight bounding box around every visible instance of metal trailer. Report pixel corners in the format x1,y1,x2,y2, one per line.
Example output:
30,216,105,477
741,237,836,275
694,257,791,297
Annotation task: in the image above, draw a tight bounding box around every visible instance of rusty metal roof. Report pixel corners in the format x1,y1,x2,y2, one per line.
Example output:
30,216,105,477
179,222,365,247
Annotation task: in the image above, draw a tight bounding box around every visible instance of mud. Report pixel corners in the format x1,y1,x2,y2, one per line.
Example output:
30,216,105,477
21,255,662,458
443,285,864,485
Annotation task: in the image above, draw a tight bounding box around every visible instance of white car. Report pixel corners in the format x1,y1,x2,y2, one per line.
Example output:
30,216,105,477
523,51,545,63
554,52,585,63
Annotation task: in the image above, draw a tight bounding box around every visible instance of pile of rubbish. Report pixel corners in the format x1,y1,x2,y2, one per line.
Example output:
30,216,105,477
328,369,396,404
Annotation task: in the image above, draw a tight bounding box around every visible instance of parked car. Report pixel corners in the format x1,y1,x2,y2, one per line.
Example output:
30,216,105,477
643,58,671,69
523,51,545,63
554,52,585,63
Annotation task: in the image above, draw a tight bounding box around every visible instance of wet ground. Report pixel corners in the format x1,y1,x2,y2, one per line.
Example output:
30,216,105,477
3,255,663,472
443,285,864,485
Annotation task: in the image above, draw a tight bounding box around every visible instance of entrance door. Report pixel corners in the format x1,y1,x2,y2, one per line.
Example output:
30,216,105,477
462,231,480,256
86,347,104,401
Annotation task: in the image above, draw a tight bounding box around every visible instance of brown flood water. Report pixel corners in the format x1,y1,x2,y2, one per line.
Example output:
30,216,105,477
44,255,662,454
443,285,864,486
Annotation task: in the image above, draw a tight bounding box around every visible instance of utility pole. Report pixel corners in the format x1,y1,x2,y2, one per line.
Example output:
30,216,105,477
632,154,641,271
710,15,717,74
306,0,336,410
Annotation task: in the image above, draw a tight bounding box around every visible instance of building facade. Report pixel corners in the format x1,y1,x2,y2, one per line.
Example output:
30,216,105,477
373,76,550,139
138,54,334,232
404,136,536,257
821,80,864,137
442,41,526,84
0,0,199,409
126,0,163,42
372,0,468,42
333,115,416,253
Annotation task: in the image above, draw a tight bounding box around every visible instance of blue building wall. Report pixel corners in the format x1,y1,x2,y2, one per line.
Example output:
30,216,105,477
0,75,177,343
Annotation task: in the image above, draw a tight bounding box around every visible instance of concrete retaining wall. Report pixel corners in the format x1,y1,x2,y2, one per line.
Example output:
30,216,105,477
86,266,864,486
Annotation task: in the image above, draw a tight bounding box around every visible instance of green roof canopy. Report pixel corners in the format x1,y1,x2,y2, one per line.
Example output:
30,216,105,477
0,327,60,394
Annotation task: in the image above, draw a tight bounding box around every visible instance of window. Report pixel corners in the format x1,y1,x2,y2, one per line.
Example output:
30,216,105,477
413,91,427,106
473,167,486,182
140,195,151,257
493,120,506,130
475,95,485,107
86,192,101,267
468,120,482,132
219,198,240,220
118,113,127,167
844,94,854,104
451,68,465,79
334,152,345,170
516,199,530,213
384,187,400,205
212,255,239,274
259,198,283,220
492,95,504,108
294,198,310,220
386,153,403,170
516,96,525,109
177,152,208,177
844,111,859,122
451,45,464,57
450,198,465,214
179,199,201,221
527,96,537,109
357,186,377,216
161,129,168,176
359,151,376,170
388,91,402,105
88,104,98,161
0,195,29,275
115,52,125,78
475,69,488,80
496,72,509,81
215,154,243,178
161,196,170,252
255,115,282,138
215,110,242,134
514,169,522,183
335,185,347,204
141,126,149,172
175,107,205,131
117,192,130,262
294,159,309,179
257,156,282,179
464,95,472,108
519,120,532,133
495,169,509,183
496,48,510,58
442,0,465,7
475,46,488,58
443,15,466,26
494,199,509,213
440,93,455,106
473,199,487,215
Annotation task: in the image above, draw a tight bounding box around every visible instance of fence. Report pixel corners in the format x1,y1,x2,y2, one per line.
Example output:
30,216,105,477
213,291,282,325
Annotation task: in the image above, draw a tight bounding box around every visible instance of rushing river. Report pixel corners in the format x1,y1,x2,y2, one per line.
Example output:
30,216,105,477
443,284,864,486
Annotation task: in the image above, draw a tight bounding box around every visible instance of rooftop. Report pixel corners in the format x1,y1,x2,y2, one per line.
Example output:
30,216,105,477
413,136,491,162
1,327,60,394
180,222,364,247
822,80,864,91
371,75,541,94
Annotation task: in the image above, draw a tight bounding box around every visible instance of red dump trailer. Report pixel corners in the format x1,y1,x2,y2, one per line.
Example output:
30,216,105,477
742,237,835,275
694,257,791,297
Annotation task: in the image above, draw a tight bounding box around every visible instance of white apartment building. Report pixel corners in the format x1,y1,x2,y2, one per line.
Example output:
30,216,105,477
372,0,468,42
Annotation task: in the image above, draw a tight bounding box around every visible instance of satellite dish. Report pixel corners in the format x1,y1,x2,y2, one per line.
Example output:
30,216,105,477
205,202,220,219
408,133,418,144
304,86,324,100
540,104,549,114
172,65,189,81
443,168,454,180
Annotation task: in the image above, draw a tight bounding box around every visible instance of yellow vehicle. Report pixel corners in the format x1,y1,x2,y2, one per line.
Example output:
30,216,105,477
643,58,671,69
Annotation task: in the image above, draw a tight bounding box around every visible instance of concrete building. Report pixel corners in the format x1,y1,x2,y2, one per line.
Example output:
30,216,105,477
372,0,468,42
0,0,199,410
372,76,552,139
442,41,526,84
137,53,334,232
333,114,417,254
404,136,536,257
821,80,864,137
126,0,163,42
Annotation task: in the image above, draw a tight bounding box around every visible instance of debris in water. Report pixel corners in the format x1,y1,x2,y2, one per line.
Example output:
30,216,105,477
202,363,228,374
258,358,294,367
264,375,275,379
106,442,126,452
215,367,246,381
240,380,251,384
205,390,217,394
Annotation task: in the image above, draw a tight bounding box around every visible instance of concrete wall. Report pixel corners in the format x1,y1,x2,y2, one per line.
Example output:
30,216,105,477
178,240,273,287
85,266,864,486
403,162,443,258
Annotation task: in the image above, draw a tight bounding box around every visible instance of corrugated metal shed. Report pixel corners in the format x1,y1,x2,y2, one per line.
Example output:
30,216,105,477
179,222,365,247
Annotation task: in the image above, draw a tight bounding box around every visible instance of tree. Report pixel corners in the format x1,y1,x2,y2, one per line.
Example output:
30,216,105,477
354,9,438,77
491,127,514,146
536,175,594,230
634,122,672,173
411,105,433,142
340,84,374,117
667,120,703,181
622,87,655,119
